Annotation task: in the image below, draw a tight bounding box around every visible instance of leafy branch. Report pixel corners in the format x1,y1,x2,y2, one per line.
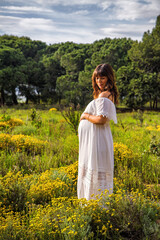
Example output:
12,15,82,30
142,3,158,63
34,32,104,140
61,107,82,135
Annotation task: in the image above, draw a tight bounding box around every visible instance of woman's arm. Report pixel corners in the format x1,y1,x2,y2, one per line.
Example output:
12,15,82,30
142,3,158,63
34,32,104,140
80,113,107,124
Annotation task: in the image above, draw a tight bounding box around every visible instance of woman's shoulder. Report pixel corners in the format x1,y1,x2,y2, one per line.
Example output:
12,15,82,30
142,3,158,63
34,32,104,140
98,91,114,103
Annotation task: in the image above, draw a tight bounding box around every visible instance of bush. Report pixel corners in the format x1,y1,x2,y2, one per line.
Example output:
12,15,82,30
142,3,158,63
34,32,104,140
0,162,160,239
150,135,160,156
28,171,76,204
0,171,31,212
0,115,24,130
61,107,81,135
29,108,42,128
0,133,47,154
0,191,159,240
12,125,37,136
114,142,135,170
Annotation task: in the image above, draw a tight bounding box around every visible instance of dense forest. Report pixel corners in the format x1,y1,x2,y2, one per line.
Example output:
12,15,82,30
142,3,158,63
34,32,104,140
0,15,160,109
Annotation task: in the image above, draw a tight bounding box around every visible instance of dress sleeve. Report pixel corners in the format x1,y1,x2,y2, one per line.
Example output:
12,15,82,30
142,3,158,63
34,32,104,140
95,98,117,124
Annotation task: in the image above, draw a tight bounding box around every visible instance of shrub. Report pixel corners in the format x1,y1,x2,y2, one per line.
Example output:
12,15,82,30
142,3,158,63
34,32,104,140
1,191,159,240
28,162,78,204
7,118,24,127
132,109,144,126
12,124,37,136
0,133,47,154
0,171,31,212
61,107,81,135
0,122,9,130
49,108,57,111
150,135,160,156
114,142,134,169
0,210,26,240
29,108,42,128
146,125,160,132
0,162,160,239
0,115,24,130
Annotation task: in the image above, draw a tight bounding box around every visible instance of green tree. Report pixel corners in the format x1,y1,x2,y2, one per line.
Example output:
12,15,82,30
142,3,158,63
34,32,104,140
128,15,160,108
78,69,93,107
91,38,133,70
0,35,46,59
56,75,80,106
19,59,45,104
41,55,64,103
0,46,25,105
60,49,85,75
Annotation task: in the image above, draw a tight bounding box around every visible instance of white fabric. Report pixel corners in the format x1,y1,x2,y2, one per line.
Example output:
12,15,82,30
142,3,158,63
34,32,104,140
77,97,117,200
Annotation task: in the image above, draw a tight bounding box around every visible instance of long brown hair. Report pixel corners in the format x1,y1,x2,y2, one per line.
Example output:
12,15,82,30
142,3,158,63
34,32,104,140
92,63,119,104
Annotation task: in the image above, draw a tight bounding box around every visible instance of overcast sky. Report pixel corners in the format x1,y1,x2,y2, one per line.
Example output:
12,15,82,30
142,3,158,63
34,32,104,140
0,0,159,45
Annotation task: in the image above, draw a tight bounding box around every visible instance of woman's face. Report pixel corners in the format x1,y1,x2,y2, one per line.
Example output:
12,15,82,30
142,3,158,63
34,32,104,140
96,75,108,91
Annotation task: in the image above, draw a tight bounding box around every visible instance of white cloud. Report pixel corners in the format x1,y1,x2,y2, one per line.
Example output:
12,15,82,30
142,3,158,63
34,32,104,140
4,0,103,7
1,6,52,12
31,0,160,16
105,0,160,21
0,15,56,35
34,0,101,6
19,18,56,32
2,0,159,21
149,19,156,24
101,2,112,11
0,15,97,44
73,10,89,15
101,22,155,40
0,0,159,44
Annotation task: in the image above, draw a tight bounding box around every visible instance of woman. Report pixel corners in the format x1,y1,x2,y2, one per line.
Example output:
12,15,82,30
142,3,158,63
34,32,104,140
77,63,118,200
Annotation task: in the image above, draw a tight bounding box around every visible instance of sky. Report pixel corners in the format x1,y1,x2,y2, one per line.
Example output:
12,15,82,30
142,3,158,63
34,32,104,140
0,0,159,45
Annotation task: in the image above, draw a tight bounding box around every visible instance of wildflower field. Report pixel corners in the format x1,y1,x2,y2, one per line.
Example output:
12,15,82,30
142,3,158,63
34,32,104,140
0,107,160,240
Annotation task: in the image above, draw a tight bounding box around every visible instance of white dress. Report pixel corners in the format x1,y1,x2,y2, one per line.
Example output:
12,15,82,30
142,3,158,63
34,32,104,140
77,97,117,200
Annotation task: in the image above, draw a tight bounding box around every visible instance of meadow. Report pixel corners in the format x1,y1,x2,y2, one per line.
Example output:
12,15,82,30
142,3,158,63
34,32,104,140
0,106,160,240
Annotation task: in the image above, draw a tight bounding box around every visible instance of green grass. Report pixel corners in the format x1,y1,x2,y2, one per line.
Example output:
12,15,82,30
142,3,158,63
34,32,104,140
0,107,160,239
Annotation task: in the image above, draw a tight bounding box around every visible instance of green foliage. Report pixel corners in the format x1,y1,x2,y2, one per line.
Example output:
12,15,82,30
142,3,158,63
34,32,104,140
42,55,64,102
150,135,160,156
132,109,144,126
56,74,80,106
29,108,42,128
78,69,93,106
0,16,160,108
30,108,37,121
61,106,81,135
91,37,133,71
127,15,160,109
0,171,29,212
0,114,11,122
0,108,160,239
12,124,37,136
52,134,79,167
60,48,86,74
0,46,26,105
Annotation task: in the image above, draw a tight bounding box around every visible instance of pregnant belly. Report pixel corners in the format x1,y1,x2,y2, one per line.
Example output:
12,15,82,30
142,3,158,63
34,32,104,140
78,120,92,135
78,120,93,153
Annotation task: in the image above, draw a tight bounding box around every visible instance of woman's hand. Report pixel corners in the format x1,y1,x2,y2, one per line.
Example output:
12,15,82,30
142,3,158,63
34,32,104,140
80,113,89,121
80,113,107,124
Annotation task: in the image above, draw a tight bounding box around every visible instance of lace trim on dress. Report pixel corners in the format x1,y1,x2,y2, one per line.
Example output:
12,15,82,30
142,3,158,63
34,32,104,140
78,165,113,191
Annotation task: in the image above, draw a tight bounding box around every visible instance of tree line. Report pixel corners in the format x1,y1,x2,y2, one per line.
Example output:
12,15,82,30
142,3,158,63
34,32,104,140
0,15,159,109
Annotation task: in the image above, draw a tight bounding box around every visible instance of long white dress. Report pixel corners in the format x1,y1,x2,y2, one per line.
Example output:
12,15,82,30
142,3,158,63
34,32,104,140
77,97,117,200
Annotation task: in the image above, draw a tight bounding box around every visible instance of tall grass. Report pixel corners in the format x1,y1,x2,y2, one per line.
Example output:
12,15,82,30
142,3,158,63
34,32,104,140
0,107,160,239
